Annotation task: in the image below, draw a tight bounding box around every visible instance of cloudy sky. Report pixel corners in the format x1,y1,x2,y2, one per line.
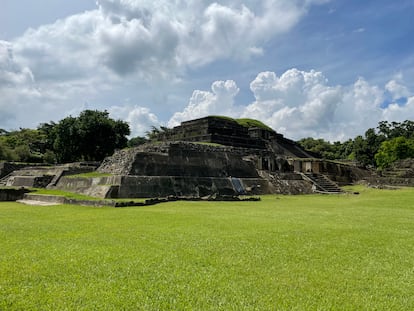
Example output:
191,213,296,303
1,0,413,141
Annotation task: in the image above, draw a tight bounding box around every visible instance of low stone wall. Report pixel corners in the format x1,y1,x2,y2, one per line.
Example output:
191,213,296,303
118,176,243,198
258,171,313,195
365,177,414,187
0,188,31,201
0,162,32,179
55,176,122,198
23,193,66,204
18,193,261,207
55,175,276,198
55,172,317,198
6,175,54,188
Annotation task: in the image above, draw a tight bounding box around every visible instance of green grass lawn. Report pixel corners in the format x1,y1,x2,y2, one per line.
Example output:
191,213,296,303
1,186,414,310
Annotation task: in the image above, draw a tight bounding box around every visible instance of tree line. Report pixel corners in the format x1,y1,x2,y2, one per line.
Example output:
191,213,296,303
0,110,131,163
298,120,414,169
1,110,413,169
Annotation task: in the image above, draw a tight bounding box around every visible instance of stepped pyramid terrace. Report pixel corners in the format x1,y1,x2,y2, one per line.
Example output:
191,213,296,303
1,116,372,199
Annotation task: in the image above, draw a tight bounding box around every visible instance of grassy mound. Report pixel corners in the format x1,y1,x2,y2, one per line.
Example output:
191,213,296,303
209,115,274,131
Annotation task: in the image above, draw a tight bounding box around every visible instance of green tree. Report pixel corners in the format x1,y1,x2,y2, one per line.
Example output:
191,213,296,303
52,116,80,163
43,150,57,164
38,122,57,152
350,128,386,167
336,139,354,160
351,135,370,166
145,126,170,141
299,137,343,160
14,145,32,162
0,128,46,162
0,140,16,161
377,120,414,139
52,110,130,163
375,137,414,169
128,136,148,147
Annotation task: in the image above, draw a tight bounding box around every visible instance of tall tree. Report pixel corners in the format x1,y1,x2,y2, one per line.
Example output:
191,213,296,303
377,120,414,139
52,110,130,163
375,137,414,169
52,116,80,163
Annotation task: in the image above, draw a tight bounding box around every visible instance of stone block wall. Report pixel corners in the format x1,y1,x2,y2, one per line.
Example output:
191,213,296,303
55,176,122,198
6,175,54,188
160,116,268,149
0,188,31,201
0,162,32,179
291,159,370,185
99,142,260,178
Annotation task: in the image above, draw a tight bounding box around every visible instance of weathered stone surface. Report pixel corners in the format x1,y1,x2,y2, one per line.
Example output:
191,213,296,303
0,188,30,201
0,162,31,179
1,162,99,188
6,175,54,188
99,142,259,178
160,116,267,148
56,176,121,198
290,159,371,186
359,159,414,186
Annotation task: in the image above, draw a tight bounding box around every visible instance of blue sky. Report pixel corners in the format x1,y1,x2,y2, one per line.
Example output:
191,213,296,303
1,0,413,141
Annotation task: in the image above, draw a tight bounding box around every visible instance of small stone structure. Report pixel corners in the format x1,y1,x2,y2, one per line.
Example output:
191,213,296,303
365,159,414,187
160,116,267,149
159,116,316,158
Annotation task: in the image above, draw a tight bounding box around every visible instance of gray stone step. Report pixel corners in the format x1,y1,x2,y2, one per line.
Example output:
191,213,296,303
303,173,343,194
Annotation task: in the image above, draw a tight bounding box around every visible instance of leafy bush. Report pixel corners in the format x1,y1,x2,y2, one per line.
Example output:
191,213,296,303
375,137,414,169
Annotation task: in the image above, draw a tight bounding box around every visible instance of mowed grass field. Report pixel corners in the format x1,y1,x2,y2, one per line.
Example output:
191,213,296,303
1,186,414,310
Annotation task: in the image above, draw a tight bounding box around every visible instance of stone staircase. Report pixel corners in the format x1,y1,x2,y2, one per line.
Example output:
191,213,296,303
0,172,13,186
302,173,343,194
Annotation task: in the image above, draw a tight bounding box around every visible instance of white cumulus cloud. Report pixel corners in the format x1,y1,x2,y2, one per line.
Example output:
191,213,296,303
0,40,34,87
382,96,414,122
169,68,414,141
243,69,343,139
168,80,240,127
11,0,321,82
109,105,160,136
385,79,410,100
1,0,328,131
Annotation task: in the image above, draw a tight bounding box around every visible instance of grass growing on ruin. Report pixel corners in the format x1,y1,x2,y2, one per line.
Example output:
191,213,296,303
209,115,274,131
236,118,274,131
194,141,225,147
65,172,113,178
29,188,102,201
1,186,414,310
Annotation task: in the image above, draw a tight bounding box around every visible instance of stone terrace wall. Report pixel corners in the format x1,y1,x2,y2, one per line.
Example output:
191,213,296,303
0,162,34,179
98,142,266,178
0,188,31,201
319,161,371,185
160,116,267,149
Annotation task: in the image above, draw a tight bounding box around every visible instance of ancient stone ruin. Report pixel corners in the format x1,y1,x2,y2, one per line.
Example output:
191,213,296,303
1,116,373,199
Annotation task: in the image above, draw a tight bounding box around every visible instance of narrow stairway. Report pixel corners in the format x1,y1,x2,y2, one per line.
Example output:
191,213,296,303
0,173,13,186
302,173,343,194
